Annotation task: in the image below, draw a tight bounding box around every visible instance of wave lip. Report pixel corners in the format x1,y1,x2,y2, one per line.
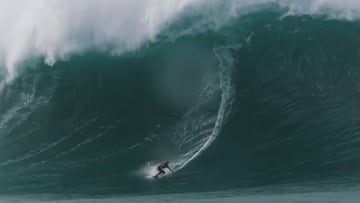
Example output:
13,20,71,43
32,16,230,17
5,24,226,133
2,0,360,83
0,0,205,82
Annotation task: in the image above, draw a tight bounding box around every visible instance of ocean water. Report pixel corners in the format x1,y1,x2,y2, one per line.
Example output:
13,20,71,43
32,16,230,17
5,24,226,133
1,0,360,202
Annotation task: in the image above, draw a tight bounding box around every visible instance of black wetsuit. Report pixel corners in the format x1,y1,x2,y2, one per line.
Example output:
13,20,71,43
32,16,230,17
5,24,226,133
157,166,165,174
155,162,169,177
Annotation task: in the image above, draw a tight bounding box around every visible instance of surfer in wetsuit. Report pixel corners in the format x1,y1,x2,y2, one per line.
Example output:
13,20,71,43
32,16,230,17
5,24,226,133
154,161,173,178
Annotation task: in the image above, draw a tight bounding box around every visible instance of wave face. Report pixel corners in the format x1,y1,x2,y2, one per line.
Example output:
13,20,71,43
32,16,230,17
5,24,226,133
1,0,360,197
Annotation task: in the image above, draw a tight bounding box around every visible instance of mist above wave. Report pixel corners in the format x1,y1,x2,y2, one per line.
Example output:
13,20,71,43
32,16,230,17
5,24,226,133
0,0,359,82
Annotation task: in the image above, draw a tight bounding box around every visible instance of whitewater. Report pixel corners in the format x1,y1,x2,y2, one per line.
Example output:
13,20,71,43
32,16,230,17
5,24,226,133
1,0,360,81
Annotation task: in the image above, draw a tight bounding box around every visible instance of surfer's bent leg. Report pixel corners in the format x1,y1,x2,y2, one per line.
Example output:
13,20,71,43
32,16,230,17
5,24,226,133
157,166,165,174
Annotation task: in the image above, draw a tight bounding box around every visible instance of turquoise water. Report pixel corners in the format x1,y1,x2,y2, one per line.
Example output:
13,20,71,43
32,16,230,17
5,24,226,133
2,187,360,203
1,1,360,202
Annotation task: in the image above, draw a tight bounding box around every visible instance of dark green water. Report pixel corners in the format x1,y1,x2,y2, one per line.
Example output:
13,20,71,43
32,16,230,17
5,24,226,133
0,5,360,201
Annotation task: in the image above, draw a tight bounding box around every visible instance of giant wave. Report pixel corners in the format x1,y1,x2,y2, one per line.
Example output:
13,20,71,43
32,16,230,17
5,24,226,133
0,0,360,201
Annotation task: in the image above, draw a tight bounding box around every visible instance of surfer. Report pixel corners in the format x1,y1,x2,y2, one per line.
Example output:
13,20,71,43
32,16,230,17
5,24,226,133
154,161,173,178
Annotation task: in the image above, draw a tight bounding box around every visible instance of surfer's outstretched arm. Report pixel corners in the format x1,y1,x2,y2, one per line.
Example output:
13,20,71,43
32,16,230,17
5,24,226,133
167,166,174,173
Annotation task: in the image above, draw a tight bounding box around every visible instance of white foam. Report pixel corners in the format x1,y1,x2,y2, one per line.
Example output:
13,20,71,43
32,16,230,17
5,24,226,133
1,0,360,83
139,162,174,180
0,0,206,82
